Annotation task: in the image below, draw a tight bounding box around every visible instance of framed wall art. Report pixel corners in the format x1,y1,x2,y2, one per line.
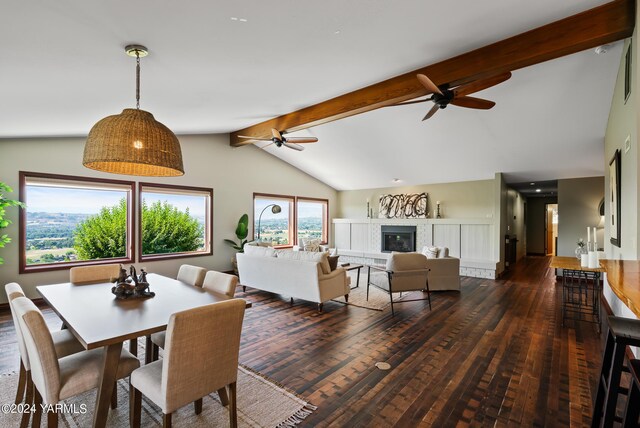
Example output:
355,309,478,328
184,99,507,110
609,149,621,247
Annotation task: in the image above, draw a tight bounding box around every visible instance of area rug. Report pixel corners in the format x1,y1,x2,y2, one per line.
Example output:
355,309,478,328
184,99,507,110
333,271,423,311
0,366,316,427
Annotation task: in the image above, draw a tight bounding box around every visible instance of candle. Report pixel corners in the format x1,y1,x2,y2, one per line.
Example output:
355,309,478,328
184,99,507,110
587,227,591,244
593,227,597,249
436,201,440,205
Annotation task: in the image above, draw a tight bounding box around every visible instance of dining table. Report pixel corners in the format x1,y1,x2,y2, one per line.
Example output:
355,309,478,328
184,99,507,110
37,273,251,428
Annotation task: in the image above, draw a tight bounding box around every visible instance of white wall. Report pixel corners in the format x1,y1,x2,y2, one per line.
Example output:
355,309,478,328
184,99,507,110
0,134,337,302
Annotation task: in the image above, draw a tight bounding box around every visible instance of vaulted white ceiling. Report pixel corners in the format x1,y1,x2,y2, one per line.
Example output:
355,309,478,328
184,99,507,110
0,0,620,190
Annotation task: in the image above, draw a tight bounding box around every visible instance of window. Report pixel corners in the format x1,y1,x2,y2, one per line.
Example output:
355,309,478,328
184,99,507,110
19,172,134,273
297,198,328,243
253,193,328,246
139,183,212,260
253,194,294,246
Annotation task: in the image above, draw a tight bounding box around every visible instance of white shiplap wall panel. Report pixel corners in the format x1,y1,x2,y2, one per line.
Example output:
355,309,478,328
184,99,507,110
351,223,369,251
334,222,351,250
461,224,492,260
433,224,461,257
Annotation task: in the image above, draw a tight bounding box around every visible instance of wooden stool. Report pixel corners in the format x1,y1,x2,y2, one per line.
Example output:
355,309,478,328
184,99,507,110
592,316,640,428
623,359,640,427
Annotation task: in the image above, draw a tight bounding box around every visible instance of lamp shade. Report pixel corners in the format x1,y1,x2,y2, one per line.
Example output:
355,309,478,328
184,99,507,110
83,108,184,177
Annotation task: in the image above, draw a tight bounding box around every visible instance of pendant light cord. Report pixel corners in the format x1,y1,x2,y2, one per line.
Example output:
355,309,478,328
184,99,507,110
135,50,141,109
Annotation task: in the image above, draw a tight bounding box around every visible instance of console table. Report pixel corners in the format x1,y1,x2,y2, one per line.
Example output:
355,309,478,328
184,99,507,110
549,256,605,332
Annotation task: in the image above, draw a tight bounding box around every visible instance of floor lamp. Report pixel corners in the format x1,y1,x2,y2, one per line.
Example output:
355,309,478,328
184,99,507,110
257,204,282,241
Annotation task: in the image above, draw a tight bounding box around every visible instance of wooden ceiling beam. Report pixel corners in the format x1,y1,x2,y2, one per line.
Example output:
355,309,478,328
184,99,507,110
231,0,635,147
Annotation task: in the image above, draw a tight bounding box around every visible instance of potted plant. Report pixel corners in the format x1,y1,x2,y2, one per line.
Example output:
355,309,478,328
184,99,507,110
224,214,249,274
0,182,25,265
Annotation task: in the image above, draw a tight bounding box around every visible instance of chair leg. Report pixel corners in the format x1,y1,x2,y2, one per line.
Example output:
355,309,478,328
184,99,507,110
32,388,42,428
129,338,137,356
242,285,246,292
19,375,33,428
111,382,118,409
145,335,153,365
218,387,229,406
228,382,238,428
152,344,159,361
15,360,27,404
47,409,59,428
163,413,172,428
194,398,202,415
130,384,141,428
290,297,293,306
317,303,323,313
344,294,349,303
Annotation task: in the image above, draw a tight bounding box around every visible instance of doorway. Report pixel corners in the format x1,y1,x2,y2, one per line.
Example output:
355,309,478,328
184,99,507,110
545,204,558,255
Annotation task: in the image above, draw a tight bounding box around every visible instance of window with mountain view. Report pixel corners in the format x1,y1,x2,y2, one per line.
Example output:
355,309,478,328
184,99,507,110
253,193,328,246
253,195,294,246
139,183,212,260
297,198,328,243
20,172,134,272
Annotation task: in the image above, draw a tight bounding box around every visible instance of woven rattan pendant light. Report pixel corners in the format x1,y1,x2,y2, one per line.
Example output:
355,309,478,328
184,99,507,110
83,45,184,177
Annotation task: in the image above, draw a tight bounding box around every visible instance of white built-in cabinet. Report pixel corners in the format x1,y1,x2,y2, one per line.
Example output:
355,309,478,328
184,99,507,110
332,218,497,279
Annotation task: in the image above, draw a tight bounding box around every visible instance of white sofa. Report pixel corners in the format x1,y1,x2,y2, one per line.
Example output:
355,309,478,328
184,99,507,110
237,246,350,311
420,246,461,291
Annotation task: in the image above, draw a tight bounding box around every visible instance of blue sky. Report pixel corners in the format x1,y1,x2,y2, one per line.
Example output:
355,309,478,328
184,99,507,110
27,186,207,217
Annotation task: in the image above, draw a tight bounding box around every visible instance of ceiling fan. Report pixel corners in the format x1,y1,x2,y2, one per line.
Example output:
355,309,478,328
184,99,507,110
238,128,318,151
390,72,512,120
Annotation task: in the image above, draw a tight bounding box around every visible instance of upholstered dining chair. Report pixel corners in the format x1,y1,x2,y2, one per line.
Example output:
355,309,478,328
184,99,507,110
12,296,140,428
367,252,432,315
149,264,208,362
202,270,238,298
176,264,207,287
5,283,85,428
131,299,246,428
69,263,121,283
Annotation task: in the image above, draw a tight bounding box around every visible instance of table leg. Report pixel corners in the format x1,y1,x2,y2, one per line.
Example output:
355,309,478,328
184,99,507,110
356,267,361,289
92,342,122,428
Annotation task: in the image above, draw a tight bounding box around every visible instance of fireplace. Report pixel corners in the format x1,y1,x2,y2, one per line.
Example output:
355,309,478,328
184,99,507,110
381,225,416,253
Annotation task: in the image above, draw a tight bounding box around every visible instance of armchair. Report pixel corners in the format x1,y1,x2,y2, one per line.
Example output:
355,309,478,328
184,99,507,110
367,253,432,315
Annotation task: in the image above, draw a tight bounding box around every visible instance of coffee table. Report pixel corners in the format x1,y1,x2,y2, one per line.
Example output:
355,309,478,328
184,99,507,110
341,263,364,289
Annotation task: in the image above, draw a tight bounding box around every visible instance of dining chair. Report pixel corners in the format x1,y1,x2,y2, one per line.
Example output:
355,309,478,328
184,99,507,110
69,263,121,283
202,270,238,298
149,264,208,362
12,296,140,428
131,299,246,428
176,264,207,287
5,282,85,427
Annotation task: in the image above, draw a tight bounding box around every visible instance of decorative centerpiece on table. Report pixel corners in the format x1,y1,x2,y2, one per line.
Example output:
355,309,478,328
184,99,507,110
111,265,155,299
575,238,587,260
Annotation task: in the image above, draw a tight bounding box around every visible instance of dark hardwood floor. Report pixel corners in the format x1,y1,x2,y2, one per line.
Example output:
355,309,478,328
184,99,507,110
0,256,604,426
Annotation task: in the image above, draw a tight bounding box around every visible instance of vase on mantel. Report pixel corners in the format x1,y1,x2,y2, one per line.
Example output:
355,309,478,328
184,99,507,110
575,245,587,260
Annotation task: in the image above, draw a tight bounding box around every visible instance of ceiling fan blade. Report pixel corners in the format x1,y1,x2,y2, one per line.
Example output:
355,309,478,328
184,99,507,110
283,142,305,151
283,137,318,144
417,74,443,95
259,141,275,149
271,128,283,141
386,97,433,107
238,135,271,141
422,103,440,121
450,96,496,110
453,72,512,97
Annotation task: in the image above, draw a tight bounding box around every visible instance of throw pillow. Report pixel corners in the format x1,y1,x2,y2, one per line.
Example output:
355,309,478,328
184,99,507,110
301,238,321,252
421,246,440,259
328,255,340,271
243,245,276,257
